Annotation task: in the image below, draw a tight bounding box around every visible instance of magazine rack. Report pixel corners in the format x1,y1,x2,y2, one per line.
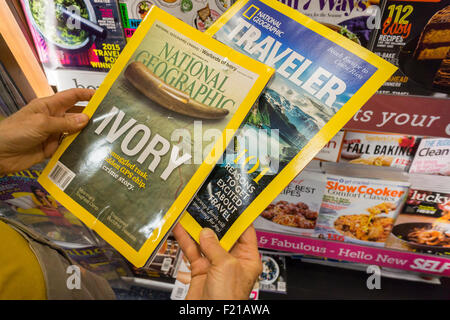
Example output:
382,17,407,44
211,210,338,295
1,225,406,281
0,0,449,281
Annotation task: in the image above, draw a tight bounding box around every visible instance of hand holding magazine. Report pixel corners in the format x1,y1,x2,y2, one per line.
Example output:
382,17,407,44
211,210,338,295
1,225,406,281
38,6,274,267
180,0,397,250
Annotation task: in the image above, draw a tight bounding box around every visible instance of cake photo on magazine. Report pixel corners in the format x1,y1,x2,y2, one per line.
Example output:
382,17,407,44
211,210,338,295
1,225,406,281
398,5,450,93
413,6,450,61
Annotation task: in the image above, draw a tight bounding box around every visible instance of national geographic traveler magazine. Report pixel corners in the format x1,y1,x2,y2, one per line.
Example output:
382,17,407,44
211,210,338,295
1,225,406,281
38,6,274,267
180,0,397,250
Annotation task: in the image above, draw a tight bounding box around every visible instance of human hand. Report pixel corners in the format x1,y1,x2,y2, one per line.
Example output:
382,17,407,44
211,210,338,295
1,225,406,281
0,88,94,174
173,224,262,300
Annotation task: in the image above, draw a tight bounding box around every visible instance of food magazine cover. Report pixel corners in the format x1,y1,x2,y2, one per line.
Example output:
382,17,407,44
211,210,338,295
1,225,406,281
128,236,182,279
371,0,450,96
119,0,235,40
314,130,345,162
38,6,274,267
180,0,397,250
338,130,421,170
21,0,127,93
278,0,385,49
254,170,325,237
315,173,409,247
21,0,127,73
387,175,450,256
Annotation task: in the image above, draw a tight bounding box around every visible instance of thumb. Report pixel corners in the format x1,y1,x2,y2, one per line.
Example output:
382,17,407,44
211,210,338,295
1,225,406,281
199,228,229,266
45,113,89,135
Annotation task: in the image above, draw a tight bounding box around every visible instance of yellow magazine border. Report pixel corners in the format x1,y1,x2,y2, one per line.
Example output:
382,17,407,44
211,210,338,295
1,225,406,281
38,5,274,267
181,0,397,250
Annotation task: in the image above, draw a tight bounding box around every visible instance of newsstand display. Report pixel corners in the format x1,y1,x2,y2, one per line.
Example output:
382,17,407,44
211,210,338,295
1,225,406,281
0,0,449,300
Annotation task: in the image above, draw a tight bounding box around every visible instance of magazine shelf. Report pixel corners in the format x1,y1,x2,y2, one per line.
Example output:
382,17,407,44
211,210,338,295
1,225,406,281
256,230,450,277
0,0,449,300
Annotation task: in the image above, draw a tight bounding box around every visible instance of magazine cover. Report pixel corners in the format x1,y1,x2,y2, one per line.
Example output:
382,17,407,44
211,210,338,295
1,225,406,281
338,130,420,170
371,0,450,96
409,138,450,176
119,0,235,40
387,177,450,256
254,170,325,237
315,173,409,247
180,0,397,250
0,163,98,245
314,130,345,162
63,244,133,287
38,6,274,267
169,253,191,300
259,251,287,294
277,0,385,49
21,0,127,73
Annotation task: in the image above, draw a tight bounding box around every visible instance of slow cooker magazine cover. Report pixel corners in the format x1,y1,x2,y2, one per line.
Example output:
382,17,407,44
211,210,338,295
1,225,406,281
315,174,409,247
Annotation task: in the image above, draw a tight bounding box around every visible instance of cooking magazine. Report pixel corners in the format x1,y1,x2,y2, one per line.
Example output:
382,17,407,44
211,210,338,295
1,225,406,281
370,1,450,96
38,6,274,267
21,0,127,78
278,0,384,49
180,0,397,250
118,0,234,40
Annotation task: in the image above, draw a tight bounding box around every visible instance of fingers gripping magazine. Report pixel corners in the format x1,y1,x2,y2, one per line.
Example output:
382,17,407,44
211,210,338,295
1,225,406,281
180,0,397,250
38,6,274,267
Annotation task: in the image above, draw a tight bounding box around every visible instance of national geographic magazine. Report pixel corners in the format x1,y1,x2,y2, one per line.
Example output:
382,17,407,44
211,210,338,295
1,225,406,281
38,6,274,267
180,0,397,250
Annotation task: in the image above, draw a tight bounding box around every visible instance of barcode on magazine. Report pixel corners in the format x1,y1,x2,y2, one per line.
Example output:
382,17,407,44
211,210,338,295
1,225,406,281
174,287,186,299
277,281,286,292
171,283,188,300
260,283,276,291
161,257,172,273
48,161,76,191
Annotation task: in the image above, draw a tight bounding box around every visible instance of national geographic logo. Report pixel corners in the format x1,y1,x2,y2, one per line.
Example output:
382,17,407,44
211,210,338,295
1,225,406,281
243,5,259,19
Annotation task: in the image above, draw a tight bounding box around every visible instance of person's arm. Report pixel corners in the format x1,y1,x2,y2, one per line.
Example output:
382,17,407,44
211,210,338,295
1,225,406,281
0,88,94,175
